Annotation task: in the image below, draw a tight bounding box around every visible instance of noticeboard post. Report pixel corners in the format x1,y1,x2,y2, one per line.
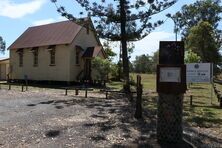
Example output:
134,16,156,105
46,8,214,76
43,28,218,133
157,41,186,143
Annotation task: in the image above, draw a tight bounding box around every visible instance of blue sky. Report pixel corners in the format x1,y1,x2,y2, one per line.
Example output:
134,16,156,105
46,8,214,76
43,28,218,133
0,0,196,61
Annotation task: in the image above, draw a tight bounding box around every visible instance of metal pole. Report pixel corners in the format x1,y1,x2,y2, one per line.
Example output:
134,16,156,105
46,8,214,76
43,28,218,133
174,20,177,41
211,63,214,105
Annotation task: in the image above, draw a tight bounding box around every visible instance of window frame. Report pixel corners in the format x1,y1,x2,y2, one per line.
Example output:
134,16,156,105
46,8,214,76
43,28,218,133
17,49,24,67
48,45,56,66
32,47,38,67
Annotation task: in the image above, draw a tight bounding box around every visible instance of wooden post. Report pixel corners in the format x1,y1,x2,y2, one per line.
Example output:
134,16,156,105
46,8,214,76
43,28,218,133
85,89,88,98
106,91,108,99
220,97,222,108
190,95,193,106
21,85,24,92
134,75,143,119
25,79,28,91
65,89,68,96
8,83,11,90
75,89,79,95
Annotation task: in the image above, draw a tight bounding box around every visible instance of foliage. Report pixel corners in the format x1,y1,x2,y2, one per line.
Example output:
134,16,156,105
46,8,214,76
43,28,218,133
133,54,153,73
185,49,201,63
186,21,221,63
103,41,117,61
150,50,159,72
51,0,177,41
0,36,6,53
110,63,119,80
170,0,222,38
91,57,111,80
51,0,177,91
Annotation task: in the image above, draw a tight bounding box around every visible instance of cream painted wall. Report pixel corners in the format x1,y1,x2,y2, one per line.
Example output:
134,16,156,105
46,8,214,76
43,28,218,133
69,27,100,81
10,45,70,81
0,60,9,80
9,27,104,82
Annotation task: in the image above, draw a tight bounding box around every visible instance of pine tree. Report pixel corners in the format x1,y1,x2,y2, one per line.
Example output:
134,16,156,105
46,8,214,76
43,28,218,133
51,0,177,91
0,36,6,53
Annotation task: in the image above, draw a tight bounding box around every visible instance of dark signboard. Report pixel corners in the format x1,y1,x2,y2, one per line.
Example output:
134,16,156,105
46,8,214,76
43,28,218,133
157,41,186,94
159,41,184,65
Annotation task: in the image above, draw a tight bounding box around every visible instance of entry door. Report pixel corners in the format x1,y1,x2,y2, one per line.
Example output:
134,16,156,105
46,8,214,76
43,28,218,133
84,59,91,80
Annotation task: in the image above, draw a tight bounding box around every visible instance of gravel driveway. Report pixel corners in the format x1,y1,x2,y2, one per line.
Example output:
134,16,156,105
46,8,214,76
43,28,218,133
0,89,159,148
0,88,221,148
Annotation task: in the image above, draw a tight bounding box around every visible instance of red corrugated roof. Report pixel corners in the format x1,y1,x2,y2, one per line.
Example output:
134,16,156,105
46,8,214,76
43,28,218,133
8,21,83,49
0,58,9,62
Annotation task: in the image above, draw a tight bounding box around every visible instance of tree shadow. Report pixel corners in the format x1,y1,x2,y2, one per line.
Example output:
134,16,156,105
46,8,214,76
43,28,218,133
25,92,222,147
45,130,60,138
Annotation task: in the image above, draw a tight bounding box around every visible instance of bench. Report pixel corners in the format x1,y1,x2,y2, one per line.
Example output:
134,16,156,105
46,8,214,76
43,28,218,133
62,86,93,98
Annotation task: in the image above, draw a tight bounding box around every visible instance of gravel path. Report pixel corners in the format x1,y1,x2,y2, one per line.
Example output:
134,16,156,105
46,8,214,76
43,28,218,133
0,88,221,148
0,89,158,148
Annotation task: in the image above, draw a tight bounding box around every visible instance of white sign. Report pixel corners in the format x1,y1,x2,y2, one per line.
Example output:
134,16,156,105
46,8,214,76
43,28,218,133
160,67,181,82
186,63,212,83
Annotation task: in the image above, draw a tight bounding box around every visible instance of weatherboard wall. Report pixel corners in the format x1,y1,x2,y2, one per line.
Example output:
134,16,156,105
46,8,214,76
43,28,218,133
0,59,9,80
10,44,71,82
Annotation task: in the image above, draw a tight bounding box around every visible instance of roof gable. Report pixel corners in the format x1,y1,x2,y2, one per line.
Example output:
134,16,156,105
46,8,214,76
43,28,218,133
8,21,83,49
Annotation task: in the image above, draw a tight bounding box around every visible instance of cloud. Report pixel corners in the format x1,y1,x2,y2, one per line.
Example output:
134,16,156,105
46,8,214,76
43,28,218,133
104,31,175,62
0,0,46,19
131,31,174,60
32,17,68,26
32,18,56,26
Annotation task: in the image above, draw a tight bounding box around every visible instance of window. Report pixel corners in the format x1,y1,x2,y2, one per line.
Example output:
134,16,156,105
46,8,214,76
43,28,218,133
32,47,38,67
17,49,23,67
48,45,56,66
50,49,55,65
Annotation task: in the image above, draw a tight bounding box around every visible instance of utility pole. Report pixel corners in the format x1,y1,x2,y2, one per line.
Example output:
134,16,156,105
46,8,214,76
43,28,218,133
166,14,179,41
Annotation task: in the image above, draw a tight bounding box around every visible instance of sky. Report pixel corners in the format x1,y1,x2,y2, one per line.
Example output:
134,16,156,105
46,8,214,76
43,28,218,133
0,0,197,61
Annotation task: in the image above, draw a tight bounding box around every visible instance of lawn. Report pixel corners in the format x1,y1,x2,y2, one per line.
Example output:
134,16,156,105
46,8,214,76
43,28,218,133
108,73,222,129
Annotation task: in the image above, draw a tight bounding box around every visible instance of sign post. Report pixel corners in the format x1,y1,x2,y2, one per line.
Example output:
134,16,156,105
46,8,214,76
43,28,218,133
186,63,213,104
157,41,186,143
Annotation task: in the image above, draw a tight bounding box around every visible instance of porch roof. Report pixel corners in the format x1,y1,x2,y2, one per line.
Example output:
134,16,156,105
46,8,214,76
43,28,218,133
82,46,105,58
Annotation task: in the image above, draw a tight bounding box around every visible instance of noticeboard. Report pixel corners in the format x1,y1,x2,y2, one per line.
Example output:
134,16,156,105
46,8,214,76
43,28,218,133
186,63,212,83
159,41,184,65
157,65,187,94
159,67,181,83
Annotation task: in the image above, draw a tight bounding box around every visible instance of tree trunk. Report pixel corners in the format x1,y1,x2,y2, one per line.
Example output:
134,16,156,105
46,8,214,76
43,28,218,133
157,93,183,143
120,0,130,92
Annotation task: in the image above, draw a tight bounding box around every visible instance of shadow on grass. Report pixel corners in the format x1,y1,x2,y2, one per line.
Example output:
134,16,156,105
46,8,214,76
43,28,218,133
189,86,207,90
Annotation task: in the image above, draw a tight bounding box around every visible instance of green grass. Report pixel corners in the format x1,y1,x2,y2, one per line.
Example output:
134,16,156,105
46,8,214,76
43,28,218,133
108,73,222,128
184,83,222,127
107,73,156,91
